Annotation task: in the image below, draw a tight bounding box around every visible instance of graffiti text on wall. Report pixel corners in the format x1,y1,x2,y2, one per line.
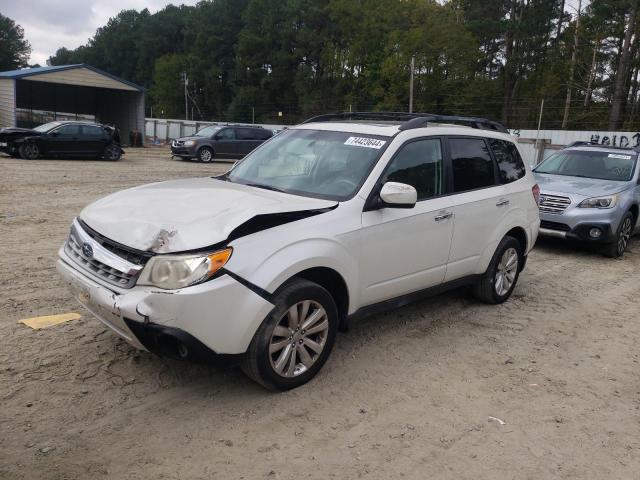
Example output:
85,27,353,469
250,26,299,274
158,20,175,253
589,133,640,148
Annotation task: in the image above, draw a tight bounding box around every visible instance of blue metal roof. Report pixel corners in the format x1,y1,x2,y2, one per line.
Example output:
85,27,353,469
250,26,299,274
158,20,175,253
0,64,144,91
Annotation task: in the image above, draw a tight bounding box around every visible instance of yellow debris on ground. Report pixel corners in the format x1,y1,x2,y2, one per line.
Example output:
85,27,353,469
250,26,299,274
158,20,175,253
19,312,82,330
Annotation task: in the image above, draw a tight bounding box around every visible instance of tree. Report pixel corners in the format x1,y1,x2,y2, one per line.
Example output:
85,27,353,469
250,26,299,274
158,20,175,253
0,14,31,71
150,53,188,119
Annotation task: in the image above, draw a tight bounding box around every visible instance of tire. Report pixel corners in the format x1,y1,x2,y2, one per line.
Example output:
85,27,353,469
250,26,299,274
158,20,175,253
472,235,523,304
603,212,634,258
103,143,122,161
241,278,338,391
19,142,40,160
197,146,214,163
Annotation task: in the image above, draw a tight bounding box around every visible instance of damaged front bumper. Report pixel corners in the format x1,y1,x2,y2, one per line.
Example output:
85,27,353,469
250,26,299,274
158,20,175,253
57,247,275,355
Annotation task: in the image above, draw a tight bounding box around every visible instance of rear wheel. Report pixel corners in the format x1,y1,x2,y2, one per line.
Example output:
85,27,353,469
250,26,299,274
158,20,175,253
19,142,40,160
197,146,214,163
603,212,634,258
472,236,522,304
103,143,122,161
241,278,338,391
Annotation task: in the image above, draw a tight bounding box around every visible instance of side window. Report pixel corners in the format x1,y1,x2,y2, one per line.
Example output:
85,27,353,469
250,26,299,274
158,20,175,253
54,124,81,136
217,128,235,140
449,137,496,192
237,128,258,140
382,138,443,201
81,125,104,137
489,138,526,184
259,129,273,140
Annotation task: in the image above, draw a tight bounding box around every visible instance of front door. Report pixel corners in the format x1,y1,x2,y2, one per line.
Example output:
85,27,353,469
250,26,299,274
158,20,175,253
358,138,454,306
47,124,81,155
213,127,237,158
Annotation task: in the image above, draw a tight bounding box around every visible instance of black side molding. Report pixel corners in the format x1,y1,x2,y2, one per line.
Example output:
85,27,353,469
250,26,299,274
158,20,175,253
348,274,481,323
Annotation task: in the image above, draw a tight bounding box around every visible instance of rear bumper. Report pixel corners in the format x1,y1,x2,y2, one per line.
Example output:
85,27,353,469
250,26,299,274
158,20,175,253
57,248,275,355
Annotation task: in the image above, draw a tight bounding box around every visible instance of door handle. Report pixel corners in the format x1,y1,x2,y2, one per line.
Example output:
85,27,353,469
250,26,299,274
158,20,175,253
434,211,453,222
496,198,510,207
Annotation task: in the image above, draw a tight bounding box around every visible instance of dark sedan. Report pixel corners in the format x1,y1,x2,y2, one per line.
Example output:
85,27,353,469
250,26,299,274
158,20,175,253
171,124,273,162
0,121,124,160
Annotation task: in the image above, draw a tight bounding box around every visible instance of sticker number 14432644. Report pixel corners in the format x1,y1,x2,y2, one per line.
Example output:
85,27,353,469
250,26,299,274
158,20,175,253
344,137,387,149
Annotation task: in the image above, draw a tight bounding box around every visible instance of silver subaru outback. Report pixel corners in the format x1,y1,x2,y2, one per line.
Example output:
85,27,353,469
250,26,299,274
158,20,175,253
533,142,640,258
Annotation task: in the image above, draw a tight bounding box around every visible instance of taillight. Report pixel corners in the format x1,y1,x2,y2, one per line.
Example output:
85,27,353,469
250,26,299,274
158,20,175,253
532,184,540,204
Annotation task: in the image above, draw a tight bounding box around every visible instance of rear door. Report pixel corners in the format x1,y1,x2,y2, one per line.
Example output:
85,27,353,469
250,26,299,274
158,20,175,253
235,128,266,157
444,136,508,281
80,125,108,156
213,127,237,158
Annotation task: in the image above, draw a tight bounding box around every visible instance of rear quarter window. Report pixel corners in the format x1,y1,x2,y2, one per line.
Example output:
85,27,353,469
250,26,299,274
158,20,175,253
488,138,526,184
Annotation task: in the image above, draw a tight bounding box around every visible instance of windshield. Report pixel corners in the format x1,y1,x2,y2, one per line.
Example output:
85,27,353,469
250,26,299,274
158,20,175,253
535,150,637,181
195,125,222,137
33,121,62,132
226,129,389,200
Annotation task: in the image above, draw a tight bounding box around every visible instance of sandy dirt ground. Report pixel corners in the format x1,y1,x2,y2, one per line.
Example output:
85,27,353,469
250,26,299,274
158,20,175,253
1,149,639,480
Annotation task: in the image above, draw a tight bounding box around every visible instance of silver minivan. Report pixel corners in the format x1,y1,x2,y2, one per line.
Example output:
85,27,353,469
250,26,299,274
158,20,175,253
533,142,640,257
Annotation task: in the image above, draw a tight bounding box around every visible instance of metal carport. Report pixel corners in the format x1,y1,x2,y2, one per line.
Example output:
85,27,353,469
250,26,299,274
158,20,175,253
0,64,145,145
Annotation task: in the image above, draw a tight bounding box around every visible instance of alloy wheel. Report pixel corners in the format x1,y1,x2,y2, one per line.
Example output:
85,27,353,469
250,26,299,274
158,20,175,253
200,149,212,162
23,143,39,159
269,300,329,378
618,217,633,254
495,247,518,297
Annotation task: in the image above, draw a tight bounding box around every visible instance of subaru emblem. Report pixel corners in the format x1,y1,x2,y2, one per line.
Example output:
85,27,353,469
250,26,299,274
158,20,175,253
82,242,94,258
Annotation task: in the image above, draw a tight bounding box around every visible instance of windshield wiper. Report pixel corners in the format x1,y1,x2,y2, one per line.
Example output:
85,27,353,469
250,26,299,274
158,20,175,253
244,182,287,193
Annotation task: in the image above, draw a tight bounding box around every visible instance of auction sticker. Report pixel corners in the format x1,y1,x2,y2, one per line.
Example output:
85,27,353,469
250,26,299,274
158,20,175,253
344,137,387,149
608,154,631,159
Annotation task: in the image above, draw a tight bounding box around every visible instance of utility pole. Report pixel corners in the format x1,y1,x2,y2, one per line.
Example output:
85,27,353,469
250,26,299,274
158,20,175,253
182,71,189,121
562,0,581,129
409,56,415,113
252,106,255,124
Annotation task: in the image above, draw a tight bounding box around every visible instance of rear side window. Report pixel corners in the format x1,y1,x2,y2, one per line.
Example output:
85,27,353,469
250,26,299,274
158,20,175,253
449,137,496,192
81,125,104,137
237,128,256,140
382,138,443,200
258,129,273,140
489,139,526,183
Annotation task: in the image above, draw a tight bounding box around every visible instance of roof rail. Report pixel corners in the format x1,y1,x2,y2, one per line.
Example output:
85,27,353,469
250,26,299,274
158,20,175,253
301,111,508,133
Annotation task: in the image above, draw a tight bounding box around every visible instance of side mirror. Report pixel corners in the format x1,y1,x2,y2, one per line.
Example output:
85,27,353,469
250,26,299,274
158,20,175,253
379,182,417,209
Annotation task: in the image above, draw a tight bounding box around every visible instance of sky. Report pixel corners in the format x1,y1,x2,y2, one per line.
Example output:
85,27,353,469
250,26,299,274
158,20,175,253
0,0,199,66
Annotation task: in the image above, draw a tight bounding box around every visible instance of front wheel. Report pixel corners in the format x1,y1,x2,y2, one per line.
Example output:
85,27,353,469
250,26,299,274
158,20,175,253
472,235,523,304
241,278,338,391
197,146,214,163
19,142,40,160
603,212,634,258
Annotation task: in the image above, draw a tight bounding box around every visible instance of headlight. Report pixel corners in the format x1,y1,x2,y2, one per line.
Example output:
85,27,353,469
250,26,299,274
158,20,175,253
578,194,618,209
138,248,232,289
183,140,195,147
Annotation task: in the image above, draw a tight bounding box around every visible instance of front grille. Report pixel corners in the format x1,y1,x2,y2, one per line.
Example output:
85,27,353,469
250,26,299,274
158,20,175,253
64,220,146,289
79,220,152,266
538,194,571,214
540,220,571,232
172,140,185,147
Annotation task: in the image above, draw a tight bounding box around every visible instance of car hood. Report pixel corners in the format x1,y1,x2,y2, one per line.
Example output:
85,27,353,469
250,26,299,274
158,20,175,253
0,127,41,139
80,177,337,253
533,172,630,198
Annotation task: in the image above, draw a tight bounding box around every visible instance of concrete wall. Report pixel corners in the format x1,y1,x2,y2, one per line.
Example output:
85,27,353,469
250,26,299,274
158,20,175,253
0,78,16,127
145,118,286,142
512,128,640,166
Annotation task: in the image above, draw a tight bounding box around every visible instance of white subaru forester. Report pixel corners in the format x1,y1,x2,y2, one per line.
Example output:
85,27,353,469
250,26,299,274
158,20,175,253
57,113,540,390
